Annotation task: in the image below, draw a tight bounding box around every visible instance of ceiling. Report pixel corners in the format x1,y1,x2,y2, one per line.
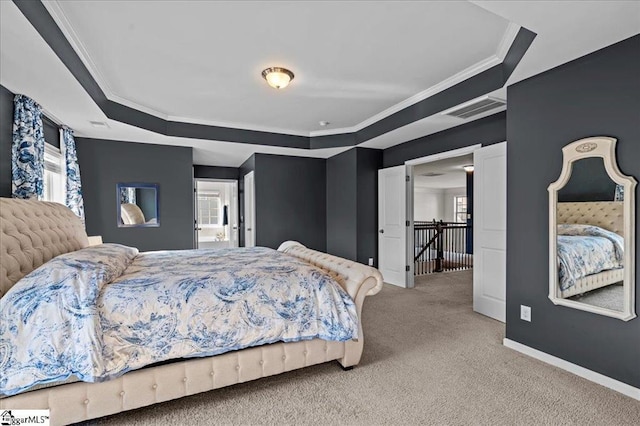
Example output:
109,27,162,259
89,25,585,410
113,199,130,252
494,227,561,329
413,153,473,189
1,1,638,166
46,0,510,136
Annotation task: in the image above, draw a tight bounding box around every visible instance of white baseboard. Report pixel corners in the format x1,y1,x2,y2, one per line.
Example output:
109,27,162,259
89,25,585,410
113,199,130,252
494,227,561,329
503,338,639,401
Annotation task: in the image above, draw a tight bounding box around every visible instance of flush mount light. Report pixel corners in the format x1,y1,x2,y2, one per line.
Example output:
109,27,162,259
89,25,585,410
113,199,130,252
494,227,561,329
319,121,330,127
463,165,474,172
261,67,294,89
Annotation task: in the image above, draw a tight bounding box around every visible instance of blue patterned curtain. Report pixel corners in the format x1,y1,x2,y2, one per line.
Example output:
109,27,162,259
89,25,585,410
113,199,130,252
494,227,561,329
120,187,136,204
61,127,85,220
12,95,45,199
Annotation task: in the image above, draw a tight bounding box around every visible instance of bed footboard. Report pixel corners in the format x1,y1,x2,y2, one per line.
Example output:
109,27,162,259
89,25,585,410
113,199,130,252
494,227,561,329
1,340,346,425
278,241,384,367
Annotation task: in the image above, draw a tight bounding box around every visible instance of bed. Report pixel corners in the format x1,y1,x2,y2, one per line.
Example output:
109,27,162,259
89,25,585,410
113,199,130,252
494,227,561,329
556,201,624,298
0,198,383,425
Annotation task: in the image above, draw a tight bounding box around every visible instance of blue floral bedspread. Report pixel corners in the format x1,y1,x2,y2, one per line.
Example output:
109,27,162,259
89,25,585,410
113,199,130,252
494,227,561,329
0,245,357,396
557,224,624,291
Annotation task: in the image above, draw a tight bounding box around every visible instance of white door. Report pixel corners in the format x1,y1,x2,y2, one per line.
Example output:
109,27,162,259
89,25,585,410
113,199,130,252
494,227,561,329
378,165,408,287
473,142,507,322
244,171,255,247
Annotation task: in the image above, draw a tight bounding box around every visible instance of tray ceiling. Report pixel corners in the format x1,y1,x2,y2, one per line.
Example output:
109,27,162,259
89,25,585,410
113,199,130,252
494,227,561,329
2,1,638,165
46,0,512,136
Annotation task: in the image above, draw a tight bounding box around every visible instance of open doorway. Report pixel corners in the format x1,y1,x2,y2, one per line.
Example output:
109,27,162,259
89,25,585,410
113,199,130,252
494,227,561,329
411,153,474,276
195,179,239,249
378,142,507,322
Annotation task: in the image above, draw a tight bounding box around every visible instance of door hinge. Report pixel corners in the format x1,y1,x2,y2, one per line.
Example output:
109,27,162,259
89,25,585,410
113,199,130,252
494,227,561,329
406,265,410,272
406,220,410,226
405,175,410,182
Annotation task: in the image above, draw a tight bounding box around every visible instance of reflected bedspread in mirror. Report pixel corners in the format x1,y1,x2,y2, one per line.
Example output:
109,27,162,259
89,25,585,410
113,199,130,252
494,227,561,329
548,136,636,321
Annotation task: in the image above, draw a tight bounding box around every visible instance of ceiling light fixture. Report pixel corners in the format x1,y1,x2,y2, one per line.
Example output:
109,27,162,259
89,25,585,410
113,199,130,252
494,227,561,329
463,165,474,172
319,121,330,127
261,67,294,89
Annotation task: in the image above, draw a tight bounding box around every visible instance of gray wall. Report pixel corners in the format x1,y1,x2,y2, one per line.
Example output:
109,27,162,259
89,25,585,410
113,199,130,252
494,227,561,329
251,154,327,251
506,35,640,387
194,165,239,181
327,149,358,260
356,148,383,265
76,138,194,252
0,85,13,198
383,112,506,168
42,116,60,149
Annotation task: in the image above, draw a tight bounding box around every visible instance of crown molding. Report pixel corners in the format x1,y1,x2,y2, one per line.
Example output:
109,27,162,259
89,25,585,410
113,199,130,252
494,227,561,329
43,0,520,140
497,22,521,61
309,52,506,137
43,1,115,98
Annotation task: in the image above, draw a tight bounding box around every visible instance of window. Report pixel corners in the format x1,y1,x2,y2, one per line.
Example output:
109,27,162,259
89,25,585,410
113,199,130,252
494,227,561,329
43,143,65,204
454,196,467,223
198,192,221,225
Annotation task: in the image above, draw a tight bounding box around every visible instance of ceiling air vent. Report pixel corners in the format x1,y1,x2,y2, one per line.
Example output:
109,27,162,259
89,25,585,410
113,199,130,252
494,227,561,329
442,96,506,120
90,121,109,129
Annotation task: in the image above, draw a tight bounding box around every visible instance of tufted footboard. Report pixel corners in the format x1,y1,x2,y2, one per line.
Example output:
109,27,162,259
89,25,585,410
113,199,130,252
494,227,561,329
278,242,383,367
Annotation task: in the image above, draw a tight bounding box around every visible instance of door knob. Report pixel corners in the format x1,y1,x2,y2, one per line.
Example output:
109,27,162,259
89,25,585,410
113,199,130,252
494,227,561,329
379,229,384,234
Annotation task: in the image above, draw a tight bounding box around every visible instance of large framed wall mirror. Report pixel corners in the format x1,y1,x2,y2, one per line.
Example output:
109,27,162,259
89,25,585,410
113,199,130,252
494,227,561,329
548,136,636,320
117,183,159,228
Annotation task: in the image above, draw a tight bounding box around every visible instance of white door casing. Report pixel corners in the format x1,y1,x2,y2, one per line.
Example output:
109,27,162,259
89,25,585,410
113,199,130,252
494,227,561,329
405,144,482,289
244,171,255,247
194,180,201,247
230,181,239,248
194,179,239,249
473,142,507,322
378,165,408,287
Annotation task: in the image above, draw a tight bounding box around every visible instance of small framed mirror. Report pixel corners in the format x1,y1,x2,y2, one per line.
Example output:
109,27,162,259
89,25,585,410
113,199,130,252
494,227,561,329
548,136,636,320
117,183,159,228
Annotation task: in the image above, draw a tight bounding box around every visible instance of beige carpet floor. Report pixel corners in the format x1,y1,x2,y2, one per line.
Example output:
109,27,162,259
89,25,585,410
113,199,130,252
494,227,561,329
87,271,639,425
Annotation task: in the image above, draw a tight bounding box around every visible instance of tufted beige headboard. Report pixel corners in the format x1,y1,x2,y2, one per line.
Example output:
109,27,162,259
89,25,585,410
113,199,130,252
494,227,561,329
557,201,624,236
0,198,89,297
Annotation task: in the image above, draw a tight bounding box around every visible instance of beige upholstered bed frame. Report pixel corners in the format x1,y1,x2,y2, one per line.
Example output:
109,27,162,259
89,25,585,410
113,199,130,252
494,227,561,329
557,201,624,298
0,198,383,425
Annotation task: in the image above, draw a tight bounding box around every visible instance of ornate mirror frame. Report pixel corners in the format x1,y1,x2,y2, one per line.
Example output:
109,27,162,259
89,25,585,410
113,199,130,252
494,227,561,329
548,136,636,321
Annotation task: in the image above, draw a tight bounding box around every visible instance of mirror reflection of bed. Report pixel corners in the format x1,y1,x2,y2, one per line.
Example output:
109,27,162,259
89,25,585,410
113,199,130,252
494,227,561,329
118,184,159,227
557,201,624,311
